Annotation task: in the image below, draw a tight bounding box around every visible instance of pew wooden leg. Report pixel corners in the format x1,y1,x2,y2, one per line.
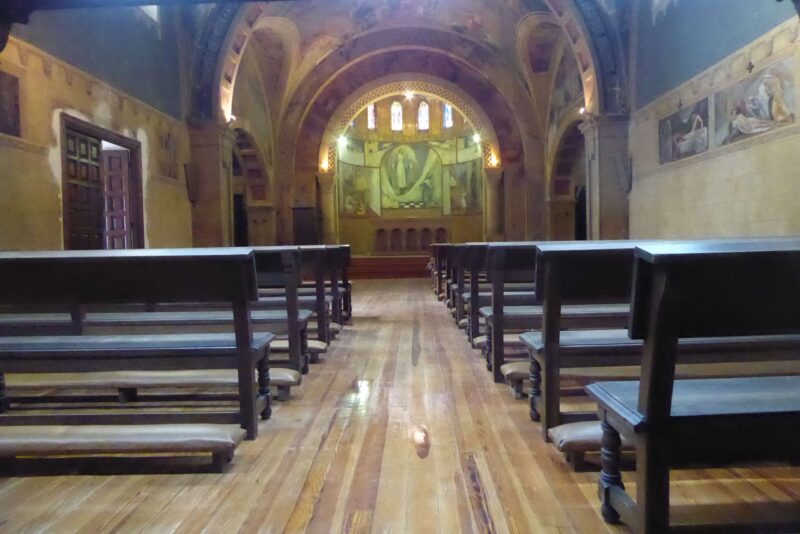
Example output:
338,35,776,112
211,450,233,473
117,388,139,403
485,328,493,371
637,434,670,533
598,419,624,524
257,356,271,420
512,381,524,400
529,358,542,422
0,372,8,413
542,356,560,441
237,355,258,440
301,333,310,374
276,386,290,402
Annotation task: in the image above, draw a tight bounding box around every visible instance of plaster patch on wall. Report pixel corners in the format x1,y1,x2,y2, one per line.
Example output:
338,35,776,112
92,90,114,130
136,127,151,247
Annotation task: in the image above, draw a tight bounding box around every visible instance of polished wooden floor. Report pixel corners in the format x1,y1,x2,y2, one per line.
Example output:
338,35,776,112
2,279,800,532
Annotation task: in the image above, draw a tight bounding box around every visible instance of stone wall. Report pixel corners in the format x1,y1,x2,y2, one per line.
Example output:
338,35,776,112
0,37,193,250
629,16,800,239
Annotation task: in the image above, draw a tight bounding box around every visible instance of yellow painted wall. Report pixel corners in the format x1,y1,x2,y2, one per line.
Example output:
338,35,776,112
0,37,193,250
629,19,800,240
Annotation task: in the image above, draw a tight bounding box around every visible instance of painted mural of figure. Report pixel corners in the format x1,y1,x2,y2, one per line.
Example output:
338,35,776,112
421,175,434,205
673,113,707,158
763,74,793,123
395,151,408,190
727,72,794,142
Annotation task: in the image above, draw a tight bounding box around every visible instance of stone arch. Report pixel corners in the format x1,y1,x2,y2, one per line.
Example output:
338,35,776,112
318,75,503,172
276,27,546,241
213,4,300,122
545,119,586,240
230,122,272,206
537,0,626,115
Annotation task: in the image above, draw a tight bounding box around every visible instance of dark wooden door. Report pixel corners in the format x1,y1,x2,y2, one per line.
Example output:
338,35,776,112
292,207,320,245
64,129,104,250
102,149,132,249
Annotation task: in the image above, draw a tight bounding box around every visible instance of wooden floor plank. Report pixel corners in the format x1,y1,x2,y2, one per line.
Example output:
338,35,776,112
1,279,799,533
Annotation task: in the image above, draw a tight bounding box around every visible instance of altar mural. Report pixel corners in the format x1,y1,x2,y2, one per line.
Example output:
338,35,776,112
337,136,484,218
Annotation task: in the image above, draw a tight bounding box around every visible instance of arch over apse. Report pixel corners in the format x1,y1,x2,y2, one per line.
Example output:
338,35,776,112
318,75,503,172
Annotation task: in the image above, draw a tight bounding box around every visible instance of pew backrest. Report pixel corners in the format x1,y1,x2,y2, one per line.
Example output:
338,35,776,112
631,239,800,419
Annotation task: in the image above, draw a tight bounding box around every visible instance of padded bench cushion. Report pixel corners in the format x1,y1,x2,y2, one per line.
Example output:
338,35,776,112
6,367,302,390
472,334,526,350
0,424,245,457
500,361,529,381
548,422,632,454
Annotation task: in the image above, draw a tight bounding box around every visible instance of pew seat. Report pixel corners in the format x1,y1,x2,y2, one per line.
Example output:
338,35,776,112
0,424,245,471
6,367,302,400
479,304,629,322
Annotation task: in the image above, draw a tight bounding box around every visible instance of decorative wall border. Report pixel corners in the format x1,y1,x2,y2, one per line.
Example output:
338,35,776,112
634,16,800,174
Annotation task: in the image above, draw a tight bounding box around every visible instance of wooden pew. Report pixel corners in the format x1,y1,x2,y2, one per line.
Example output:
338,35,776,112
587,240,800,532
429,243,450,299
483,242,628,383
0,247,312,403
326,244,352,323
525,240,800,443
0,248,273,446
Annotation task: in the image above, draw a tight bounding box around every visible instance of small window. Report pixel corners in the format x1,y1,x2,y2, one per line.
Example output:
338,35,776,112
139,6,159,23
443,104,454,129
417,101,430,131
367,103,376,130
391,101,403,132
0,71,21,138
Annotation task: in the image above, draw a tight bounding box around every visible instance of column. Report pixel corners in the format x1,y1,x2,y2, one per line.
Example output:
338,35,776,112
317,171,338,244
188,121,236,246
484,167,504,241
580,116,630,239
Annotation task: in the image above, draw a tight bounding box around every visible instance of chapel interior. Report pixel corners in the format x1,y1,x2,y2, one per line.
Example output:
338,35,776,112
2,0,800,532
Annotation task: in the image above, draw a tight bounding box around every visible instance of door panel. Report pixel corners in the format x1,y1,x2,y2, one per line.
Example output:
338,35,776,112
64,129,104,250
102,149,131,249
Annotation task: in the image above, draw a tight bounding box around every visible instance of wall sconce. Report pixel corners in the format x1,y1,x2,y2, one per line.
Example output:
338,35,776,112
489,154,499,168
320,159,330,172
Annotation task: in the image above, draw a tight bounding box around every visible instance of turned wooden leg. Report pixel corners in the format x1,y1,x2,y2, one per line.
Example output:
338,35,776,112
529,358,542,421
117,388,139,403
300,332,310,374
485,328,493,371
257,357,271,420
512,381,524,400
598,419,624,524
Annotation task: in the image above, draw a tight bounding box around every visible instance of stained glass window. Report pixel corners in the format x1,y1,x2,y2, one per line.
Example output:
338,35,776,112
443,103,453,129
391,101,403,131
418,101,430,131
367,103,376,130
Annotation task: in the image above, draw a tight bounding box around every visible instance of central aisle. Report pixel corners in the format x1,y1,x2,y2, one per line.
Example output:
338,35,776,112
0,279,619,533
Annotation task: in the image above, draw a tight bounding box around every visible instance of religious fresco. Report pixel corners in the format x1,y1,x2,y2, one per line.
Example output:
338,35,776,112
337,136,483,216
338,162,381,217
658,98,709,164
380,143,444,209
714,57,795,146
448,160,484,214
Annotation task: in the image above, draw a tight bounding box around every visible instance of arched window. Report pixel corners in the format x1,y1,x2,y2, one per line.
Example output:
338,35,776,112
443,104,454,129
367,103,376,130
391,101,403,131
417,101,430,131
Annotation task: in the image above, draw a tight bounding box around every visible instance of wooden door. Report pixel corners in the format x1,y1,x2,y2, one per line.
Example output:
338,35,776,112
64,129,104,249
102,149,132,249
